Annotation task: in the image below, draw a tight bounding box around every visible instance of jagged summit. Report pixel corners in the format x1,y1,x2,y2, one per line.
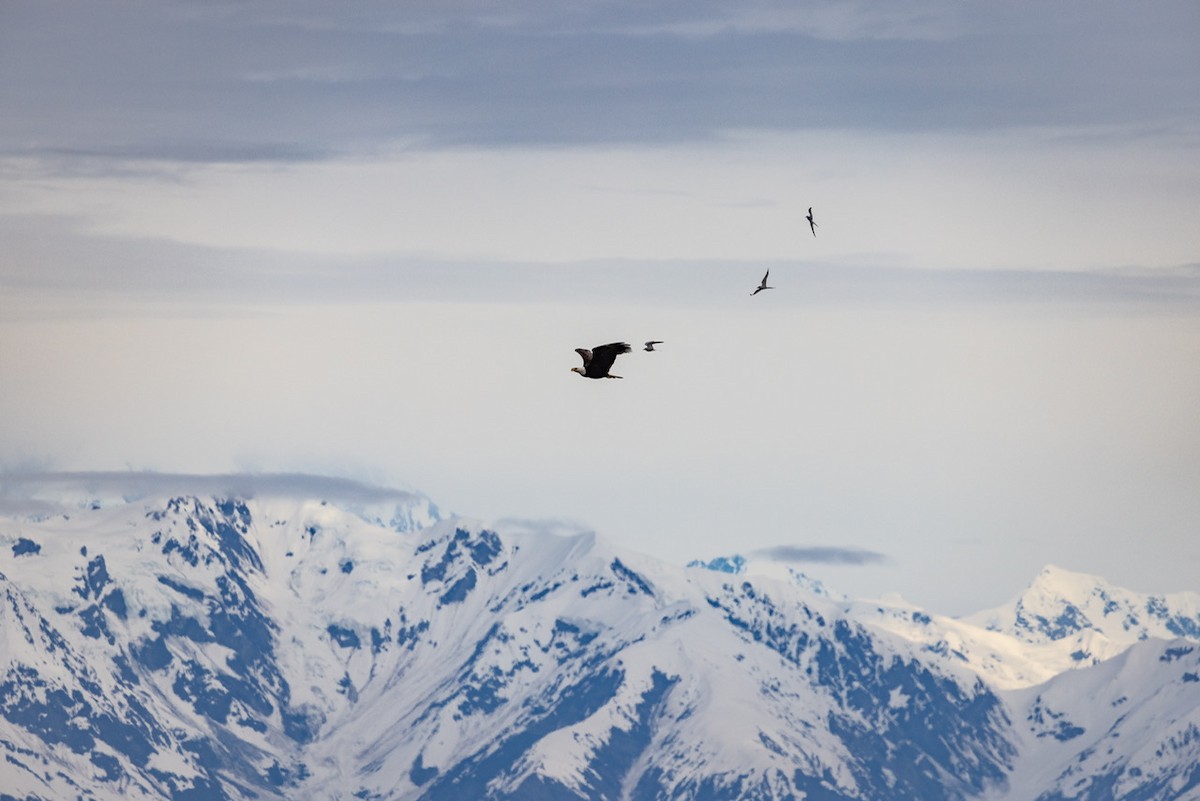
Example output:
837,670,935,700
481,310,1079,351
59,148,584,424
964,563,1200,645
847,564,1200,693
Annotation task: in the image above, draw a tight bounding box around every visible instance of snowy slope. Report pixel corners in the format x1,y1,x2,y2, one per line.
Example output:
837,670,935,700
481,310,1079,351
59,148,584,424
848,595,1077,691
691,555,1200,800
965,563,1200,646
997,638,1200,801
686,554,841,599
695,554,1200,691
0,475,1197,801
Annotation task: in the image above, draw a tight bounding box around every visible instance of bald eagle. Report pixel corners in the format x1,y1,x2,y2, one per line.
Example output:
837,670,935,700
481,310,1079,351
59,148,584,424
572,342,632,379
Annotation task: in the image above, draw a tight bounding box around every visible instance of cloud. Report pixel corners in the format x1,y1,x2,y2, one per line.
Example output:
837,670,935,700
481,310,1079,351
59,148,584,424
3,212,1197,312
492,517,596,540
0,471,426,512
751,545,889,565
610,0,967,42
2,1,1196,163
37,142,335,167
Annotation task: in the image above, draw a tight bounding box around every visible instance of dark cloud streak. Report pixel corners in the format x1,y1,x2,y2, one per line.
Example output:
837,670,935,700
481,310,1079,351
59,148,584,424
751,545,889,565
1,1,1196,165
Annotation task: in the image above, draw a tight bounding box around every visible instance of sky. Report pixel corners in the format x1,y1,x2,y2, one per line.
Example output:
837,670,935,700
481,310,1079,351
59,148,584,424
1,0,1198,616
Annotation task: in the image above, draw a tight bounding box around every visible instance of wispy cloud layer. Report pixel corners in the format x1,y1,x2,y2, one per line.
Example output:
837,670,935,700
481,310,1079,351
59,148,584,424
492,517,597,540
752,545,889,565
0,471,424,509
2,212,1196,312
2,1,1196,163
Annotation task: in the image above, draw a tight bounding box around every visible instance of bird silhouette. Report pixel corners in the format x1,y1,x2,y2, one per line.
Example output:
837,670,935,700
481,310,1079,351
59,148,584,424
644,341,663,352
751,270,773,296
806,207,818,237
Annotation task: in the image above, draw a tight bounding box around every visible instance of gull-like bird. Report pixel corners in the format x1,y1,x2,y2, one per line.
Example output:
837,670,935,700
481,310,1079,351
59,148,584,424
643,341,663,352
806,206,818,237
751,270,773,296
572,342,632,379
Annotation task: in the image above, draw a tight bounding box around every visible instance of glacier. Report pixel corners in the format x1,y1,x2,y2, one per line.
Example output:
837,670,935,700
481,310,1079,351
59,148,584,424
0,473,1198,801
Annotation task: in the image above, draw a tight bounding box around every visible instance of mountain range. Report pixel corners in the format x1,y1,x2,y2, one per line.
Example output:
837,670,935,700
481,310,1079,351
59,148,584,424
1,473,1197,801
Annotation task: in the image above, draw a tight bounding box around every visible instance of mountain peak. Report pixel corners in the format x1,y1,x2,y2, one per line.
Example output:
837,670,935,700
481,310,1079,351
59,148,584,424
965,563,1200,645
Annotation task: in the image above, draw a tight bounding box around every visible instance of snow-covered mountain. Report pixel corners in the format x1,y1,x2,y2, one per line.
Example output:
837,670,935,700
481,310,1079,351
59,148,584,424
967,563,1200,645
1,474,1197,801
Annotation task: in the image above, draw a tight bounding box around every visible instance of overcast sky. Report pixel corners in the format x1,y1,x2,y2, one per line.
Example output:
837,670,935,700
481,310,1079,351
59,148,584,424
1,0,1198,615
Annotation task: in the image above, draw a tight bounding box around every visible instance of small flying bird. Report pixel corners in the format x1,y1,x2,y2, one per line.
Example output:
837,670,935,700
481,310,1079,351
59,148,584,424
643,341,663,352
572,342,632,379
806,206,818,237
751,269,773,296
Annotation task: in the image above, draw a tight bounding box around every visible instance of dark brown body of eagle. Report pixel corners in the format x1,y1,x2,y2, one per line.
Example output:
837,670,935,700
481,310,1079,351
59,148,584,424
572,342,632,379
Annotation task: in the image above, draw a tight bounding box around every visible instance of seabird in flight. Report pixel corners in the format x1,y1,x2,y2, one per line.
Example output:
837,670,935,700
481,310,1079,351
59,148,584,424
572,342,632,379
644,341,663,352
806,207,818,237
751,270,773,296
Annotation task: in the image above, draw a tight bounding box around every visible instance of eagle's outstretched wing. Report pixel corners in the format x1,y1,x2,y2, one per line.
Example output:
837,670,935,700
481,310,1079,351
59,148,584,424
587,342,631,377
